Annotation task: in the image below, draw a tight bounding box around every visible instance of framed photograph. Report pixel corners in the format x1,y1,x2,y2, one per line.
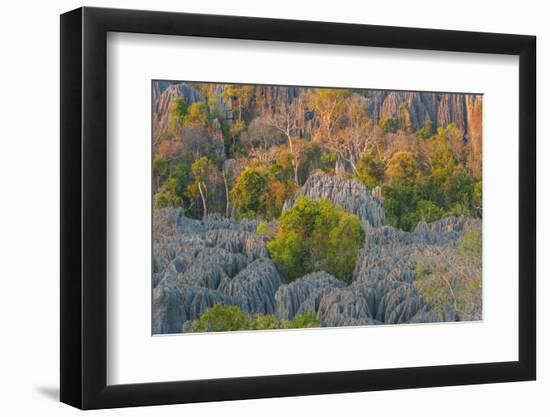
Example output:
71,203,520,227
60,6,536,409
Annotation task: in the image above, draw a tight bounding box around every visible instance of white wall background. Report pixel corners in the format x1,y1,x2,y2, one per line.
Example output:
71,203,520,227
0,0,545,415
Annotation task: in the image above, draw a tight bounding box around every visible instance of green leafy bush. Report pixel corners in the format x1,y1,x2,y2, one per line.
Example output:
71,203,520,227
230,166,297,220
283,312,319,329
267,197,364,283
190,305,321,332
191,305,250,332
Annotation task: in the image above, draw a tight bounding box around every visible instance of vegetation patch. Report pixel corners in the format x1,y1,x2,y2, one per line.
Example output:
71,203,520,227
190,304,320,332
266,197,364,283
413,229,482,320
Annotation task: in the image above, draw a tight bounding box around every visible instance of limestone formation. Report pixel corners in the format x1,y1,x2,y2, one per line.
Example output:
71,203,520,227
362,89,482,137
282,172,385,227
218,258,282,315
152,206,481,333
275,272,347,320
153,82,205,138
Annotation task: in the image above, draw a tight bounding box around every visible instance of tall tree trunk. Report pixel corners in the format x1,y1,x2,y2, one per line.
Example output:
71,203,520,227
286,133,299,184
222,173,230,218
197,182,207,219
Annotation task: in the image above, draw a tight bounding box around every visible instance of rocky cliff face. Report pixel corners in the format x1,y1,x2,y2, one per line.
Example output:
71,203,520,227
362,90,482,138
152,208,276,334
153,82,205,138
282,172,385,228
152,82,482,147
152,80,176,102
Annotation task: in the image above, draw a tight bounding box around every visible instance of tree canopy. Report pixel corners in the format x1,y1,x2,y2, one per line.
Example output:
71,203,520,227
154,82,482,233
267,197,364,283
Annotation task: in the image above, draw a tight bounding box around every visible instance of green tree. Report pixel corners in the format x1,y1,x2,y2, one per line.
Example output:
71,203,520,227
382,184,422,231
229,120,247,146
416,200,445,223
267,197,364,283
320,152,338,172
153,154,168,190
307,88,351,142
154,177,182,208
380,117,400,134
356,153,385,187
190,156,218,218
153,161,193,209
191,305,250,332
230,165,297,220
416,120,434,139
230,167,269,219
222,85,254,121
385,151,418,185
168,97,188,133
183,102,209,127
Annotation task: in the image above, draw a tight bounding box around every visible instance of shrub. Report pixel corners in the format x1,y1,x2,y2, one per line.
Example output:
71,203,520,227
267,197,364,283
190,305,250,332
190,305,321,332
284,312,320,329
252,314,282,330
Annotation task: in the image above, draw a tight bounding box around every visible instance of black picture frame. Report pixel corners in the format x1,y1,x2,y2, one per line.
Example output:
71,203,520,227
60,6,536,410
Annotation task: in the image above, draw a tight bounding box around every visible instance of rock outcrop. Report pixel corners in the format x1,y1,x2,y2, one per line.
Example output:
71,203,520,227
275,272,347,320
282,173,385,227
153,82,205,138
362,90,482,138
316,285,375,327
219,258,282,315
351,216,481,323
153,206,481,333
152,80,176,103
153,208,283,333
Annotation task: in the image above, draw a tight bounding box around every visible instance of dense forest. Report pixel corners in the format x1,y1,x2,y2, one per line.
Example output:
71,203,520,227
153,82,482,230
152,81,483,333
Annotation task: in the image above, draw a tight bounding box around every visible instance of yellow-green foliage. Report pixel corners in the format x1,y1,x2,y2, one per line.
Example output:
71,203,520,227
385,151,418,185
183,102,209,127
230,166,297,220
283,312,319,329
267,197,364,283
190,305,321,332
191,304,250,332
256,220,278,239
458,229,482,269
168,96,188,133
413,229,482,320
